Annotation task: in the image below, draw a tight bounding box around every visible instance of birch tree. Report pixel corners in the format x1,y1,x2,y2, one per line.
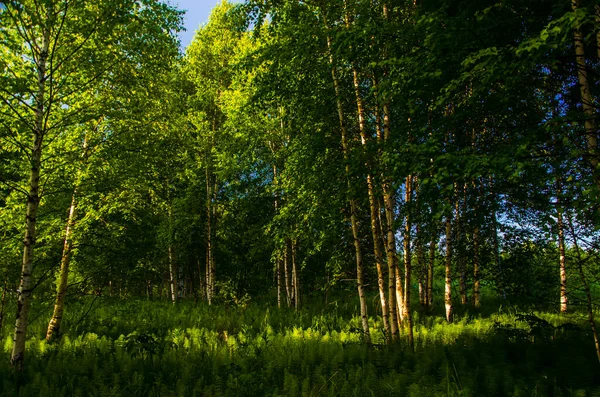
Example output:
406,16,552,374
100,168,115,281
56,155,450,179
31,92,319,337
0,0,181,367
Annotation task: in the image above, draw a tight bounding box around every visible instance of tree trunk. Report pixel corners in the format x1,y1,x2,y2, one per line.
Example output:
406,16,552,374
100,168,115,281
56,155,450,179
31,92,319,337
473,225,481,308
352,63,390,336
414,181,426,309
458,184,468,305
47,127,92,341
284,240,292,307
168,245,177,304
292,240,299,310
277,257,282,309
352,202,370,342
205,163,214,305
211,176,217,301
417,226,427,308
403,175,414,349
46,192,78,342
11,24,50,370
444,217,453,323
273,165,282,309
427,234,435,311
572,0,599,186
205,251,211,304
323,16,370,342
472,179,483,308
557,207,568,313
373,4,399,341
372,76,398,340
491,194,505,300
382,107,401,340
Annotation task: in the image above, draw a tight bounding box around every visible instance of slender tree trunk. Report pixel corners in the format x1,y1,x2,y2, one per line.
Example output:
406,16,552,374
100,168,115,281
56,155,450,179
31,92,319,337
395,266,404,326
284,240,292,307
323,17,370,342
572,0,599,186
276,257,282,309
210,176,217,300
491,192,505,300
473,225,481,308
47,127,92,341
418,269,425,306
168,245,176,304
472,179,482,308
453,183,466,306
292,240,299,310
351,63,390,336
46,192,78,341
417,226,427,308
205,251,211,304
352,203,371,342
403,175,414,349
373,81,394,340
427,234,435,311
444,217,453,322
205,164,213,305
458,184,468,305
557,206,568,313
374,4,399,341
273,165,282,309
11,24,50,370
414,182,426,308
382,108,401,339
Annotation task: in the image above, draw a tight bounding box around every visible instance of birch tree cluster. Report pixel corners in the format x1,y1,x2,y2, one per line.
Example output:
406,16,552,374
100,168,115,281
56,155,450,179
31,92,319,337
1,0,600,370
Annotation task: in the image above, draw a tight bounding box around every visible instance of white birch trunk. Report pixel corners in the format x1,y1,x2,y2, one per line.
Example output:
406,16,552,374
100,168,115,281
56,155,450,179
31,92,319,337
323,13,370,342
444,217,453,323
46,192,77,341
11,23,51,370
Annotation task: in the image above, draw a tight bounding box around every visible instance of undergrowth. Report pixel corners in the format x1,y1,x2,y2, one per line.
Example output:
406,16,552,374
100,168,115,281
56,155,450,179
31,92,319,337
0,297,598,396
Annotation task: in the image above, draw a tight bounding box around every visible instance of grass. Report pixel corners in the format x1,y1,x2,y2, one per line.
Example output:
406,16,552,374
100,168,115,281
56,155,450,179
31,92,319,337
0,295,598,396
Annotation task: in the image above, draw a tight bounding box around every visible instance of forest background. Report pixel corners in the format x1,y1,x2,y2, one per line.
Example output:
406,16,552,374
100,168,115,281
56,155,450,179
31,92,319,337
1,0,600,395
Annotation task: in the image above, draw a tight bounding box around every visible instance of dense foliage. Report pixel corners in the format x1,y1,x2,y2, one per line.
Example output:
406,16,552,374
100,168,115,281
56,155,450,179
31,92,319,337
1,0,600,393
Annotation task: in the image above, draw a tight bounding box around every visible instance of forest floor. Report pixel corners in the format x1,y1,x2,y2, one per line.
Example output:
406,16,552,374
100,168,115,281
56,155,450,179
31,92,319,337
0,295,598,396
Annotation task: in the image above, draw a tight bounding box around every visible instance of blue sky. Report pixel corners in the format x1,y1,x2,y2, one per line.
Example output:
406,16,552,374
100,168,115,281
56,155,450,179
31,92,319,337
174,0,239,49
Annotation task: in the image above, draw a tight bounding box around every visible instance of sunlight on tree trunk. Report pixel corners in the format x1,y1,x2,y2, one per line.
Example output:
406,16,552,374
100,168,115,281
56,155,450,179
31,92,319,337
444,217,453,323
46,192,78,342
323,12,370,342
351,61,390,337
11,19,51,370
